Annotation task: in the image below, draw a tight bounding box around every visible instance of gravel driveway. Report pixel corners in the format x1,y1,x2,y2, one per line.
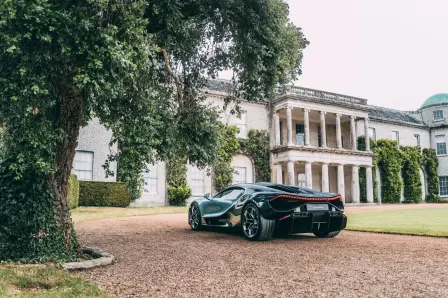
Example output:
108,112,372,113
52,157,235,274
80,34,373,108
77,213,448,298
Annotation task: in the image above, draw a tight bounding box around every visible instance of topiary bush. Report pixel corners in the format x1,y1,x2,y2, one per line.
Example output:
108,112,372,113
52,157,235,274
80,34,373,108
167,184,192,206
79,181,131,207
68,174,79,209
401,146,423,203
422,148,440,202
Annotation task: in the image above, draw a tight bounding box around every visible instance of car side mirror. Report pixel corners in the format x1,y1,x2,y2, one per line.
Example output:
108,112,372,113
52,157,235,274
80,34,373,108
204,193,210,200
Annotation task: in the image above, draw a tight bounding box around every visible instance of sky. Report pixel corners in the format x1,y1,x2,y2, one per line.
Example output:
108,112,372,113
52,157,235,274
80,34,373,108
284,0,448,110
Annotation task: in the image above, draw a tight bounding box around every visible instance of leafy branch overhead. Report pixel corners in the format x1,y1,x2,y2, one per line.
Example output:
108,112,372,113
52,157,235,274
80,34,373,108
0,0,307,261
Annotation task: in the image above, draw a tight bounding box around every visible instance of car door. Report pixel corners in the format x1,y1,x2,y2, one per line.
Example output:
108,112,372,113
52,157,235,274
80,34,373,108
202,187,245,218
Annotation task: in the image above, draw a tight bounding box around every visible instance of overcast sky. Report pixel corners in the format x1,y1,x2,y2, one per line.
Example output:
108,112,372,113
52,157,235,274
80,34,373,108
286,0,448,110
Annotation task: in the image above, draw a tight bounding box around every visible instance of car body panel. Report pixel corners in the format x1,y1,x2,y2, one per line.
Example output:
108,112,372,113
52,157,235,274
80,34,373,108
189,182,347,233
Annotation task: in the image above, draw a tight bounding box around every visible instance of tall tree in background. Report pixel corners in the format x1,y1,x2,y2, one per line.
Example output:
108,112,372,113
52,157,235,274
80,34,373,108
0,0,307,261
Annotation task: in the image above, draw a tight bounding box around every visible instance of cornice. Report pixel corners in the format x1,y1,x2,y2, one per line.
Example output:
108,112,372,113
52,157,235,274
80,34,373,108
271,145,376,157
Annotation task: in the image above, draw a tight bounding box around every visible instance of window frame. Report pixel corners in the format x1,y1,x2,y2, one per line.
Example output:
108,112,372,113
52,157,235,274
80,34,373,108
392,131,400,146
433,110,444,122
233,167,247,184
368,127,376,141
189,166,205,196
436,135,447,155
72,150,94,181
295,123,305,145
414,134,421,147
143,164,158,195
229,111,248,138
439,176,448,196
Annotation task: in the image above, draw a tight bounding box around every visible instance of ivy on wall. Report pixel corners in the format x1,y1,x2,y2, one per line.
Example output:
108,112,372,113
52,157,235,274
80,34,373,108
239,129,271,182
422,148,440,202
401,146,423,203
376,139,403,203
213,126,270,192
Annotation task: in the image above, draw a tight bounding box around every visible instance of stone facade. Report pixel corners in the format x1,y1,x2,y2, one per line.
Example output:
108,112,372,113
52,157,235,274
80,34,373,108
74,80,448,205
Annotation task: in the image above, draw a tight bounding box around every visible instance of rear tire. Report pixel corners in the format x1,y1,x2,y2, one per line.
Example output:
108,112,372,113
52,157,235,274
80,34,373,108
241,203,275,241
313,230,341,238
189,203,203,231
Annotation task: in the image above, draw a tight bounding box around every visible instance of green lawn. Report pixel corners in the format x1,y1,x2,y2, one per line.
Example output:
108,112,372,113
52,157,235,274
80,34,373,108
346,208,448,237
0,266,109,297
71,206,188,223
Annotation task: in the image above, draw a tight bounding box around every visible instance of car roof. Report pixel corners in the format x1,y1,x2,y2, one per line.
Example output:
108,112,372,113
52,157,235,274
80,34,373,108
231,182,318,194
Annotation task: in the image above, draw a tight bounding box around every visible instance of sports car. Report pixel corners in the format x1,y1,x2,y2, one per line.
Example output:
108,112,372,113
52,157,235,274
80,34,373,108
188,182,347,241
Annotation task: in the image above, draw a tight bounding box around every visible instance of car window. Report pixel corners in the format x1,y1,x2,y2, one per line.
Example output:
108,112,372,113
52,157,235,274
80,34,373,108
213,190,226,199
219,188,244,201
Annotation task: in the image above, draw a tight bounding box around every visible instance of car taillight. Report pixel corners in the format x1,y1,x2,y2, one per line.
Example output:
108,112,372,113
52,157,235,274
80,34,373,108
270,194,342,202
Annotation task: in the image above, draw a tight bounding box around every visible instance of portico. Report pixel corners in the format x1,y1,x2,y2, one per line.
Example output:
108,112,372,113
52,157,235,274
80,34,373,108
272,87,375,204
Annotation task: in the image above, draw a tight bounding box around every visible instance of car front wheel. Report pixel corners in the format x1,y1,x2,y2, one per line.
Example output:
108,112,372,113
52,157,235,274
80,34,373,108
313,230,341,238
241,203,275,241
189,203,203,231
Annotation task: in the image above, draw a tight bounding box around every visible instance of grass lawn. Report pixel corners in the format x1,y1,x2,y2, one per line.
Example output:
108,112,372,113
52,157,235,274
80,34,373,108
346,208,448,237
71,206,188,223
0,266,109,297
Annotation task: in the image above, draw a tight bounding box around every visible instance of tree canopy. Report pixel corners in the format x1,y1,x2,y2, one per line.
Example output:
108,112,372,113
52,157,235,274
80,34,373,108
0,0,307,261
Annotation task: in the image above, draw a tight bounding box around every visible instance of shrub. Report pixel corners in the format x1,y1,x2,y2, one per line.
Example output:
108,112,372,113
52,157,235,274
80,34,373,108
68,174,79,209
79,181,131,207
167,184,192,206
376,139,403,203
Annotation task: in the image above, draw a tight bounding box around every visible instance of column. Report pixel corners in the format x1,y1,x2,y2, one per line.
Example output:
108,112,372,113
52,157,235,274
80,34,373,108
351,165,360,203
321,163,329,193
276,164,283,184
364,117,371,151
305,162,312,189
286,106,293,146
335,113,342,149
350,115,357,150
304,109,310,146
320,111,327,148
337,164,345,203
274,112,280,146
287,161,295,185
366,166,374,203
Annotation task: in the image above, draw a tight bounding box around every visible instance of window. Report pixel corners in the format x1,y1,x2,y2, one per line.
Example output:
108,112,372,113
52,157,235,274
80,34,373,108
279,121,283,145
318,126,322,147
436,135,447,155
190,167,205,196
414,134,421,147
439,176,448,196
143,164,158,195
229,111,247,138
72,151,93,180
218,188,245,201
296,124,305,145
433,110,444,121
369,127,376,141
392,131,400,146
233,167,247,184
297,173,306,187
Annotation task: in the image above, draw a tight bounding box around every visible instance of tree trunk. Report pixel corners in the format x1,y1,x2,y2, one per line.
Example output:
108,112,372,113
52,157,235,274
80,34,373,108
52,85,84,249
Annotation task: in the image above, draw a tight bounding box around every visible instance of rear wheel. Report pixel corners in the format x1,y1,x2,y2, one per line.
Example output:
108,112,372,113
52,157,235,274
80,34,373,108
241,203,275,241
189,203,203,231
313,230,341,238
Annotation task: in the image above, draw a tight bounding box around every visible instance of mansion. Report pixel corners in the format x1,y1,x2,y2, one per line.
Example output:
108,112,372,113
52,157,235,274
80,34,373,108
73,80,448,206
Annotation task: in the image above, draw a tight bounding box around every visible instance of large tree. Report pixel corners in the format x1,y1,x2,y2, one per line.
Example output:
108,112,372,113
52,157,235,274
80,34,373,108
0,0,307,261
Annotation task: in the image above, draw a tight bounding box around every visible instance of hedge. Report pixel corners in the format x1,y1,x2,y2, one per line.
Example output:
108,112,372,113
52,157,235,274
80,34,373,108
422,148,440,202
376,139,403,203
79,181,131,207
401,146,423,203
68,174,79,209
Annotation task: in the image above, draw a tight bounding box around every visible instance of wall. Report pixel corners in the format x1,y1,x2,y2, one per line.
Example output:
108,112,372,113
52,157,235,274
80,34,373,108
131,162,167,207
362,121,431,148
77,118,117,182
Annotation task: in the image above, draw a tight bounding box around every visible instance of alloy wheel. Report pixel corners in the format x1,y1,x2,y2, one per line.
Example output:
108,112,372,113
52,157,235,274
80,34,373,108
189,205,200,229
242,206,259,238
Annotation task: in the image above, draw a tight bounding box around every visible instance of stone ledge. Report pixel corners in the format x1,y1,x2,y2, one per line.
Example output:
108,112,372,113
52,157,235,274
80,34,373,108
63,247,114,271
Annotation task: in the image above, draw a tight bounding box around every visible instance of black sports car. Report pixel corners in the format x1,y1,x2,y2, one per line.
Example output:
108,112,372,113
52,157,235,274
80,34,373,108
188,182,347,241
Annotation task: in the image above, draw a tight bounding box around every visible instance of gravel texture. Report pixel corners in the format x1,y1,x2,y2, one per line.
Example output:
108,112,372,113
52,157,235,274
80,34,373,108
77,212,448,298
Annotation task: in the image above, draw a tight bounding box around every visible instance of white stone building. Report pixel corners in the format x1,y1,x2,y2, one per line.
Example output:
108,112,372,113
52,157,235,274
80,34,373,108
72,80,448,205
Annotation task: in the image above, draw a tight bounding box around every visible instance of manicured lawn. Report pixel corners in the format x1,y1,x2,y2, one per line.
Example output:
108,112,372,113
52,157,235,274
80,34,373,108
71,206,188,223
346,208,448,237
0,266,108,297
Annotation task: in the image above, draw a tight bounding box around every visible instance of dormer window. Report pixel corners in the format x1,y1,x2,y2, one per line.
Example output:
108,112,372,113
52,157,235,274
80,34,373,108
433,110,444,121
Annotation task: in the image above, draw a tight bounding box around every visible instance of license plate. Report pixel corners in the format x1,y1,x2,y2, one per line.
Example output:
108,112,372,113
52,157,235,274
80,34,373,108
306,204,329,211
